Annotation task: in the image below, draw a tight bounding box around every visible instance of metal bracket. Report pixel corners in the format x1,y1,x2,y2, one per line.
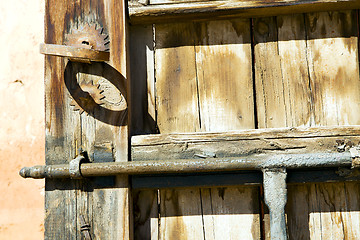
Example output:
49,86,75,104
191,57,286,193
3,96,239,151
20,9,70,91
350,147,360,168
69,154,89,179
263,168,288,240
40,23,110,63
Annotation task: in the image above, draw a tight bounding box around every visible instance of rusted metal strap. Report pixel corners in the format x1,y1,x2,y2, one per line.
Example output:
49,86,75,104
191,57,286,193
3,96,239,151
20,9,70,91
40,43,109,62
69,155,88,179
20,152,352,179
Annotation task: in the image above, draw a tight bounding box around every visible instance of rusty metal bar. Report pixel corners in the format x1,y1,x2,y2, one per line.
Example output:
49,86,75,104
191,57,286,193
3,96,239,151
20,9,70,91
20,151,357,240
20,152,352,179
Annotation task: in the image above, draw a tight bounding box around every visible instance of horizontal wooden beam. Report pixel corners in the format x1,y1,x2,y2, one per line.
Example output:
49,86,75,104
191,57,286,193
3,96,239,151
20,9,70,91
128,0,360,24
132,126,360,160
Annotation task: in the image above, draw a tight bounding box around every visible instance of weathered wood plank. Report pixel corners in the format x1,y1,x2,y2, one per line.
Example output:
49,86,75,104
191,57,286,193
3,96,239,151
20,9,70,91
252,10,360,239
195,19,255,131
306,11,360,126
133,125,360,145
45,0,131,239
253,15,312,238
154,21,204,237
254,11,359,239
155,22,200,133
287,183,360,239
132,126,360,161
254,14,313,128
149,0,202,4
289,10,360,240
159,189,205,239
128,0,360,24
201,187,261,239
152,18,260,239
44,0,82,238
253,16,288,128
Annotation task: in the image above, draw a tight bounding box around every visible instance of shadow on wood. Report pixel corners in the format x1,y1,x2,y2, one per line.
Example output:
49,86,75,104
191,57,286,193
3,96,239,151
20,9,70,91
64,61,127,126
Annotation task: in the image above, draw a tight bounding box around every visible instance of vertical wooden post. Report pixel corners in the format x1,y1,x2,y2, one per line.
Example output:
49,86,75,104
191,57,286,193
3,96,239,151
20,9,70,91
44,0,131,239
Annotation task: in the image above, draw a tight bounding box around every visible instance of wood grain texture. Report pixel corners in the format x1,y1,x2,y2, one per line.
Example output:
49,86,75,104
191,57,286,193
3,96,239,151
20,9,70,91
306,11,360,126
128,0,360,24
131,9,360,240
155,19,254,133
155,22,200,133
159,189,205,239
286,10,360,240
195,19,254,131
132,126,360,161
149,0,199,4
287,183,360,239
150,19,260,239
153,21,204,238
254,15,313,128
253,16,288,128
253,10,360,239
201,187,260,240
44,0,131,239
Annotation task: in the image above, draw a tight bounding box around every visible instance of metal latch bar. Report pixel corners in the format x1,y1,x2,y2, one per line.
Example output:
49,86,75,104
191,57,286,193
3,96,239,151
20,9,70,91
20,150,359,240
20,152,352,179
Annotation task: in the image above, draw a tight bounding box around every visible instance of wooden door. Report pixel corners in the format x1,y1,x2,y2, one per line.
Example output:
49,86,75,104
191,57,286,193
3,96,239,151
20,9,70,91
43,0,360,239
130,9,360,240
44,0,131,239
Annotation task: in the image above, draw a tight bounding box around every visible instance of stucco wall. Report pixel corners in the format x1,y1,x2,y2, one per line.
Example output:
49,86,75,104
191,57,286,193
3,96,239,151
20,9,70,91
0,0,45,239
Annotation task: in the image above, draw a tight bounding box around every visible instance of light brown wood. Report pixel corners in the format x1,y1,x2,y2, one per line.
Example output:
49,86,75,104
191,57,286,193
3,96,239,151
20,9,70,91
254,15,313,128
254,16,291,128
306,11,360,126
195,19,255,131
151,19,260,239
130,8,360,240
154,21,203,239
128,0,360,24
286,10,360,240
287,183,360,239
132,126,360,161
159,189,205,239
133,125,360,145
253,10,360,239
201,187,261,239
155,22,200,133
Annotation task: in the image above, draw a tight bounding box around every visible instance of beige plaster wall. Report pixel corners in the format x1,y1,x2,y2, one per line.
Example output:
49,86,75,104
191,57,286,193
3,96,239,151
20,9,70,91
0,0,45,239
